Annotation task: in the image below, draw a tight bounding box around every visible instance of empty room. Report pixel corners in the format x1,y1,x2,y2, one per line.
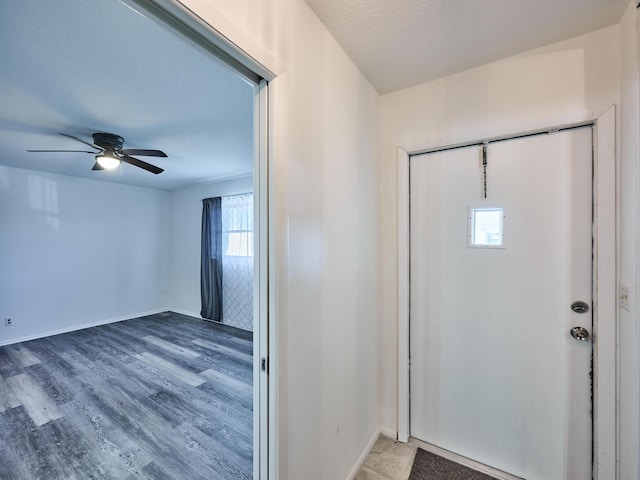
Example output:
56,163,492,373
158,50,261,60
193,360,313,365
0,0,263,478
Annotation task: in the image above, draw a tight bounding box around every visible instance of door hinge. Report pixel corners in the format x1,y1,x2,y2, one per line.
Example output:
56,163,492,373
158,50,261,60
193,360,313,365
261,357,268,373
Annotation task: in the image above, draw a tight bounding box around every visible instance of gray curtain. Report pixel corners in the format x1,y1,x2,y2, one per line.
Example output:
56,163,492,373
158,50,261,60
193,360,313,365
201,197,223,321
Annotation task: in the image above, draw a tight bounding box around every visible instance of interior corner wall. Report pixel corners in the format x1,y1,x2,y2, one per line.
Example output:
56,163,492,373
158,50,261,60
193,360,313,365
618,1,640,479
168,175,253,321
178,1,381,479
0,166,171,346
378,25,621,434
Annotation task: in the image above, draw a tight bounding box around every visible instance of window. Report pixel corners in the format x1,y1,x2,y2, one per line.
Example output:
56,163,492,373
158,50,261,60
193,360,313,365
221,192,254,331
468,207,504,248
222,193,253,257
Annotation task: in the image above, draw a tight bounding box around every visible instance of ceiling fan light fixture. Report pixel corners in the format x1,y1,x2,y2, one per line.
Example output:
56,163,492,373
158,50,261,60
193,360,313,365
30,132,166,174
96,150,120,170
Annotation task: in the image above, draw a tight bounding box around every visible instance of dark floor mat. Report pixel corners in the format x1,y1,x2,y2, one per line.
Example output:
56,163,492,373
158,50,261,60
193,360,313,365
409,448,498,480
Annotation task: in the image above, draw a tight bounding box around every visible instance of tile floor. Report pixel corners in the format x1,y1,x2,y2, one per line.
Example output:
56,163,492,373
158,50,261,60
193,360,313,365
354,435,417,480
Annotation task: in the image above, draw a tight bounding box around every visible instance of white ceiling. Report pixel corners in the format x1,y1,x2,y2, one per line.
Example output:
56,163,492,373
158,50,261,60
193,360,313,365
304,0,630,94
0,0,254,191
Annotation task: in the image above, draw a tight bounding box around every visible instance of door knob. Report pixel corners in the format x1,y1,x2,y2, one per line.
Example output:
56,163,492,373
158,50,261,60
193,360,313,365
570,326,590,341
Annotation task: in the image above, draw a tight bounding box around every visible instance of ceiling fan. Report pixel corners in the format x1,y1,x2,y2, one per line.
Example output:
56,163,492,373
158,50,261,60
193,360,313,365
28,132,167,174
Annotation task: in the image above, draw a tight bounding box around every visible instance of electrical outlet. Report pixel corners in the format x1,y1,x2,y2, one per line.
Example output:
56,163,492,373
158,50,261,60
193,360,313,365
620,285,631,312
4,318,12,327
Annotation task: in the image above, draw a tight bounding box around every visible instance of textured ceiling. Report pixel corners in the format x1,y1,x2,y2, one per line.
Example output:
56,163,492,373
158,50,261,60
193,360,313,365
0,0,254,191
304,0,630,94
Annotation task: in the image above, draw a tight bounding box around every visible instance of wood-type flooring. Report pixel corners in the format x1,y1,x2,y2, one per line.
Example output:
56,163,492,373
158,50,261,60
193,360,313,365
0,311,253,479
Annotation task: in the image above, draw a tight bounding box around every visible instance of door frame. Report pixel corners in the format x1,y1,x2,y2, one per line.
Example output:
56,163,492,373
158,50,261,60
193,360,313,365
122,1,277,479
396,106,616,479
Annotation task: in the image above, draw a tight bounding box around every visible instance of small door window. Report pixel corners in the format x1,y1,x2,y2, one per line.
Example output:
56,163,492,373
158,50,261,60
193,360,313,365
468,207,504,248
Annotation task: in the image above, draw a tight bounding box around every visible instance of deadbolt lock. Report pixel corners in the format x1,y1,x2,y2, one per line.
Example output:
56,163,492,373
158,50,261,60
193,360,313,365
570,301,590,314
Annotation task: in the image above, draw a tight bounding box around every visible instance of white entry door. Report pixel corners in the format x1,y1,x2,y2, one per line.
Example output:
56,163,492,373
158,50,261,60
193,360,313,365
409,127,593,479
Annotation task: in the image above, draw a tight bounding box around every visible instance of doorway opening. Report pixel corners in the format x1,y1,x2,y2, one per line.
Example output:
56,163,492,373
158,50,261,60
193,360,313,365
0,0,273,478
104,2,274,478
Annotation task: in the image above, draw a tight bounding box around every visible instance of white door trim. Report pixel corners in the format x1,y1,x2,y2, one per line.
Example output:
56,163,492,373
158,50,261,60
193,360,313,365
397,147,410,443
592,105,617,480
397,107,617,479
254,79,271,480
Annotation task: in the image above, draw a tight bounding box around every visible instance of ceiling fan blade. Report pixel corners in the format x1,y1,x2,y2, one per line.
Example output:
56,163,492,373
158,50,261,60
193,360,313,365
121,154,164,174
91,161,105,171
28,149,98,153
121,149,167,158
59,133,103,151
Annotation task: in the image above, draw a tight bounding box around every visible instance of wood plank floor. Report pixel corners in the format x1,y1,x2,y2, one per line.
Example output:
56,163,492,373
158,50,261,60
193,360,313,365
0,312,253,479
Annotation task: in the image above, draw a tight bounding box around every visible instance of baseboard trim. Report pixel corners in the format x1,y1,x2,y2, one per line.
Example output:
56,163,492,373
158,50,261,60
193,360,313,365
169,308,202,319
0,309,167,347
346,428,384,480
380,426,397,440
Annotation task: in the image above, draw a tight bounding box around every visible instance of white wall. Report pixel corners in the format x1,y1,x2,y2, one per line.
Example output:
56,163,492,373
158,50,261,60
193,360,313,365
180,1,381,479
618,2,640,478
0,165,170,346
169,175,253,320
379,24,620,439
0,165,256,342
